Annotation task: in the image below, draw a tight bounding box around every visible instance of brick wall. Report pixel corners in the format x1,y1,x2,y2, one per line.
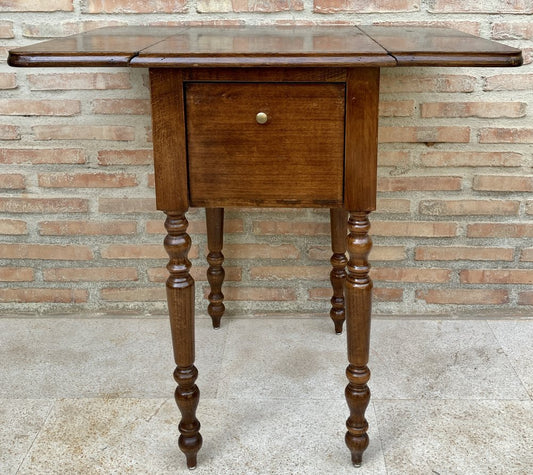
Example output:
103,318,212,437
0,1,531,316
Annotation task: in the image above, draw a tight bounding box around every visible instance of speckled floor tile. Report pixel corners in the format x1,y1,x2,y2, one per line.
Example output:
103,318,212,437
488,320,533,398
374,399,533,475
18,397,385,475
217,317,346,400
369,319,529,400
0,318,226,399
0,399,53,475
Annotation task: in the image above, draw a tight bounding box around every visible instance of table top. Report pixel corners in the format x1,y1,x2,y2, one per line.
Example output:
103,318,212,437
8,25,522,69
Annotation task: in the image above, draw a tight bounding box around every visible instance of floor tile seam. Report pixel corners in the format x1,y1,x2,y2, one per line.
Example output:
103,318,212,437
486,320,533,400
2,314,532,321
372,397,533,403
14,400,55,475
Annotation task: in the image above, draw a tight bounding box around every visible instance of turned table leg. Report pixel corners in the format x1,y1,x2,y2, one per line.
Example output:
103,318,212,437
344,211,372,467
164,211,202,469
206,208,225,328
329,208,347,334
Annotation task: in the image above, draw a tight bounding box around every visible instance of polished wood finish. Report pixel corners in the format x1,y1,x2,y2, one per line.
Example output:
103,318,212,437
131,26,394,68
185,80,345,208
359,26,523,67
345,68,380,211
7,25,523,471
8,25,522,69
329,208,347,334
344,211,372,467
164,212,202,469
149,69,189,211
206,208,225,329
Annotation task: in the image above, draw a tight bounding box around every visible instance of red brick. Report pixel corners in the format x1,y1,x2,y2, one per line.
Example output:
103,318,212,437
0,148,85,164
421,102,526,118
97,149,153,166
419,151,522,167
202,286,296,301
314,0,419,13
148,265,242,282
473,175,533,192
376,198,411,214
381,74,475,93
415,246,513,261
429,0,532,13
0,267,34,282
102,244,199,259
520,249,533,262
199,0,303,12
98,198,156,213
378,176,462,191
309,286,403,302
419,199,519,216
379,100,415,117
0,73,16,89
375,20,480,35
0,100,80,116
528,201,533,215
372,267,451,283
85,0,187,13
379,127,470,143
0,21,14,38
0,197,88,213
0,174,25,190
479,128,533,144
378,150,410,167
21,20,126,38
223,243,299,259
0,219,27,235
43,267,138,282
467,223,533,238
492,22,533,40
0,243,93,260
518,291,533,305
33,125,135,141
39,220,136,236
250,265,330,280
460,269,533,285
92,99,150,115
417,289,509,305
372,221,457,237
38,172,137,188
0,288,87,303
307,245,405,261
483,74,533,91
0,124,20,140
253,221,330,236
0,0,73,11
101,287,165,301
28,73,131,90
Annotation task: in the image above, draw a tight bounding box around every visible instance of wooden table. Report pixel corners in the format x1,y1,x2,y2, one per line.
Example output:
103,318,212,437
8,26,522,469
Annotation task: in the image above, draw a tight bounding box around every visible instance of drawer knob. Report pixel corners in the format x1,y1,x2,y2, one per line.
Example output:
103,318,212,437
256,112,268,124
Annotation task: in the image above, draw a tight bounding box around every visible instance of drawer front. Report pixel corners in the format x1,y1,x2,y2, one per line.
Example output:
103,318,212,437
185,82,345,207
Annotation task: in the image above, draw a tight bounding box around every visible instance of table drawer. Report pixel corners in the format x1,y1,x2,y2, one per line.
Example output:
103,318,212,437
185,82,345,207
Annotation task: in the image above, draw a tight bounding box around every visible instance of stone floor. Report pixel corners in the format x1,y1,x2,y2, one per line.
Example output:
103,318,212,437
1,314,531,474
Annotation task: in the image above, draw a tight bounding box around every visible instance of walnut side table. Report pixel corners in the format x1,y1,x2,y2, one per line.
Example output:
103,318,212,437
8,26,522,469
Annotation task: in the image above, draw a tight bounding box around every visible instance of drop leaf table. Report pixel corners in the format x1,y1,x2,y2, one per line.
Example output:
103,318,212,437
8,25,522,469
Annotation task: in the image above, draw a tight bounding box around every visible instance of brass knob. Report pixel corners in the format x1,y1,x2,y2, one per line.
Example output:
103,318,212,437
256,112,268,124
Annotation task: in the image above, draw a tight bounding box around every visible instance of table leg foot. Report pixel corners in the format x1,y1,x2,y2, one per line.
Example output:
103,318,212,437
175,365,202,470
206,208,225,329
330,208,347,334
344,211,372,467
164,211,203,468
